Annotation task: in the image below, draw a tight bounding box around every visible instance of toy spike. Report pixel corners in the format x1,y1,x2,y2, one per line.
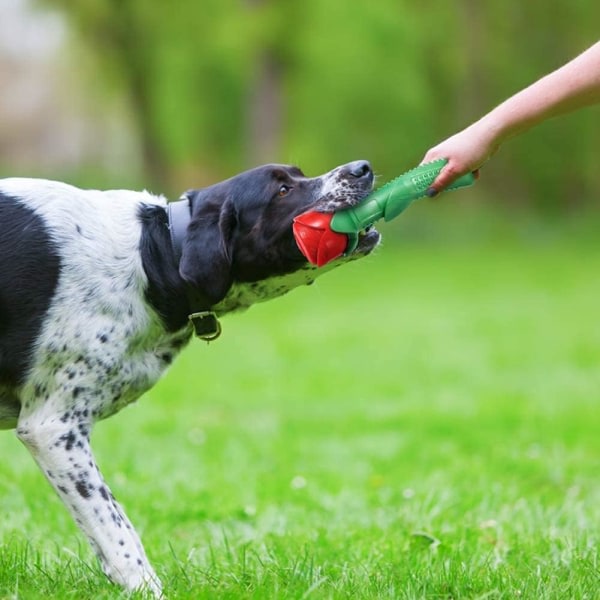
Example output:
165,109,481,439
293,159,475,265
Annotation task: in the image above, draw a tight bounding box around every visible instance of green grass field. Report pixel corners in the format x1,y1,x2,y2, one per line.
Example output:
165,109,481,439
1,212,600,599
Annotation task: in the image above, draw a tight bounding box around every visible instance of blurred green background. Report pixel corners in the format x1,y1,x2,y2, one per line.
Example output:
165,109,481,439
1,0,598,216
1,4,599,596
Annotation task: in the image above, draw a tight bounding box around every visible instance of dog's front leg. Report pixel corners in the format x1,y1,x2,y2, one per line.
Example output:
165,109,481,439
16,408,162,596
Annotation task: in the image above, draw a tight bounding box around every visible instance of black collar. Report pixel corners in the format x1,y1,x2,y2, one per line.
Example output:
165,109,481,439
167,197,222,342
167,197,190,264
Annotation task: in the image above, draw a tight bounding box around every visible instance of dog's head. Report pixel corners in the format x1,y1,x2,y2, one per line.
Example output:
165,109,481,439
179,161,381,313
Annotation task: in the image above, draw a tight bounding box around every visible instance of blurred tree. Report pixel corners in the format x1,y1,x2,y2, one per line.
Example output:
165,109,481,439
39,0,599,209
38,0,177,186
244,0,284,165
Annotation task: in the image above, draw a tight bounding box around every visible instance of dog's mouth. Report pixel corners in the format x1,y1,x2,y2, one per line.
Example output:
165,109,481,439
293,186,381,267
341,221,381,264
338,190,381,256
355,223,380,251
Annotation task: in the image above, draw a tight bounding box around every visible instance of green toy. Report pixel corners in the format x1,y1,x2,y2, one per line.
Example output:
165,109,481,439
331,158,476,253
293,159,476,266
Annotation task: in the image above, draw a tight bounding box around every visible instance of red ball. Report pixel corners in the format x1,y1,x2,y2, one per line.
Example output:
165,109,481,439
292,211,349,267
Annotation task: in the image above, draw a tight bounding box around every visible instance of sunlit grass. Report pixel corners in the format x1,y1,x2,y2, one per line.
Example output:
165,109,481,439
0,215,599,598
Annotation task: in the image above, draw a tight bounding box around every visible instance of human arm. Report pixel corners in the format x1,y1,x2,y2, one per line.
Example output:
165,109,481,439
422,41,600,194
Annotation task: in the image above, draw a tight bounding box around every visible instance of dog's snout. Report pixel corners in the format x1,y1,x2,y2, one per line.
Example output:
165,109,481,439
341,160,373,180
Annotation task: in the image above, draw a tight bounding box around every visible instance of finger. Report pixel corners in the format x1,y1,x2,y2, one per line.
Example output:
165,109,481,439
425,163,461,197
427,166,479,197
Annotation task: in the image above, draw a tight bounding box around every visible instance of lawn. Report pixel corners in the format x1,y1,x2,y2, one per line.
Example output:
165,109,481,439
0,211,599,599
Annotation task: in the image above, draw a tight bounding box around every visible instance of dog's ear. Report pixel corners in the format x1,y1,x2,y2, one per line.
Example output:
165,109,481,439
179,192,237,306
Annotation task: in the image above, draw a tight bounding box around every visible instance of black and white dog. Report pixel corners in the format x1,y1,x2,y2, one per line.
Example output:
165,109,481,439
0,160,379,594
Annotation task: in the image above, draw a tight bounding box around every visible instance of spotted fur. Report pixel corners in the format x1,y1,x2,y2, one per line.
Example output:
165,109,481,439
0,161,380,595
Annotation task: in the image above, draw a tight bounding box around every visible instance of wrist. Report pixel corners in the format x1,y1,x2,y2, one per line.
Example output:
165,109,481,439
473,112,512,148
461,117,505,164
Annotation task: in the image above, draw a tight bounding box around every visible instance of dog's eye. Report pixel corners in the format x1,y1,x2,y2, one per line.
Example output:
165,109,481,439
278,184,292,197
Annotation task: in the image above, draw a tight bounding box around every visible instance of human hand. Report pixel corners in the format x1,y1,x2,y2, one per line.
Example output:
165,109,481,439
421,122,499,195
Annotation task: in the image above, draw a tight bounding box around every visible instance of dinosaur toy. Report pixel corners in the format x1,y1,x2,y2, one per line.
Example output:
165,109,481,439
293,159,476,267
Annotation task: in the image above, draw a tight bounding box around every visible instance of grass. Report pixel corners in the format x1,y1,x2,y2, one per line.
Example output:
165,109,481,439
1,210,600,598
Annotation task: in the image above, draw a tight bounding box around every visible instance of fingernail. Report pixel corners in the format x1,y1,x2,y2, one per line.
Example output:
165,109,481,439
426,187,438,198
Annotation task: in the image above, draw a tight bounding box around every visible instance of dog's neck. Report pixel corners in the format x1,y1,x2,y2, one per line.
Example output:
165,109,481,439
166,196,222,341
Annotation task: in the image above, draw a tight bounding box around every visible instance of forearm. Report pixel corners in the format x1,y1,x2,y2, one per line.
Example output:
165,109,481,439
422,41,600,192
479,41,600,145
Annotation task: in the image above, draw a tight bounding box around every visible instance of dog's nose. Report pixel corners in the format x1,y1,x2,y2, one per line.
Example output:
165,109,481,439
341,160,373,180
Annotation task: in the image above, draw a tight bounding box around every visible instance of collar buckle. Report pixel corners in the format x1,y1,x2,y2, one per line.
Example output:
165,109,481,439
189,311,222,342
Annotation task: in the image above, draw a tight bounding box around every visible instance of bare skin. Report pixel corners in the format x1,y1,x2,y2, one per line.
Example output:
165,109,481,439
422,41,600,195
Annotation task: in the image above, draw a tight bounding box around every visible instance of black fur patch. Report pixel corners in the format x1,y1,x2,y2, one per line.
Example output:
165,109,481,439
0,195,61,385
138,204,191,333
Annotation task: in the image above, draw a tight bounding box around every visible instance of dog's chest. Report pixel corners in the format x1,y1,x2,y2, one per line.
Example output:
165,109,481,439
34,260,191,420
30,310,192,421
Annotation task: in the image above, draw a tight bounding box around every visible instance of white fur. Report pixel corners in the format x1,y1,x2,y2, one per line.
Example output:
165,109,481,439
0,171,378,596
3,179,183,595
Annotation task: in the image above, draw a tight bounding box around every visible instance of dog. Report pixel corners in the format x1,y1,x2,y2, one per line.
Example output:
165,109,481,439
0,160,380,594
